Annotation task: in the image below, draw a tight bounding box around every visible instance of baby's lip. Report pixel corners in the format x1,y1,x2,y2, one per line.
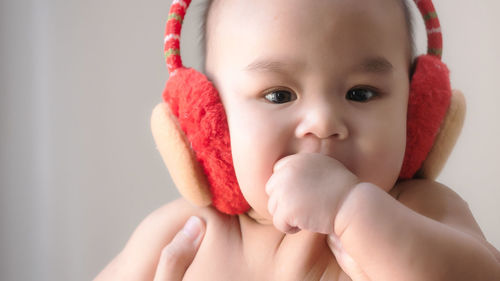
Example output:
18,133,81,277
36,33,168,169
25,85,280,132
319,139,338,156
273,150,353,175
273,151,339,173
297,135,337,156
300,136,321,153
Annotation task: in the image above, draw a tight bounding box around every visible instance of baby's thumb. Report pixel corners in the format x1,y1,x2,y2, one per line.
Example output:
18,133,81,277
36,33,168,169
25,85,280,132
154,216,206,281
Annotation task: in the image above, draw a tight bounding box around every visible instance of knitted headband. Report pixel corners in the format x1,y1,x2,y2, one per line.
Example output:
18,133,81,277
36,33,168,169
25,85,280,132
162,0,450,214
164,0,444,72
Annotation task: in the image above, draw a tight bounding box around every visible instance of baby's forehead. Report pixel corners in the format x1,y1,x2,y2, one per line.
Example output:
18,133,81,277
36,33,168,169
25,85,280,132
204,0,413,65
204,0,412,73
205,0,409,35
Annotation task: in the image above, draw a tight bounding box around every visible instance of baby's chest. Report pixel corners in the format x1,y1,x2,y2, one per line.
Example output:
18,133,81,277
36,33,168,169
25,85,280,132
182,231,346,281
181,234,259,281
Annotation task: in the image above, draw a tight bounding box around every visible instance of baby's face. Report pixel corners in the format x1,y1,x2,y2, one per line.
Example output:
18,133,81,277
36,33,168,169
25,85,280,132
205,0,411,219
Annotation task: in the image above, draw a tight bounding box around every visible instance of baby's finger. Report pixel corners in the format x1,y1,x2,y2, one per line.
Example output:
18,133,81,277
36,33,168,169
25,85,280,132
154,216,205,281
273,155,295,172
267,193,278,215
272,212,301,234
265,176,276,195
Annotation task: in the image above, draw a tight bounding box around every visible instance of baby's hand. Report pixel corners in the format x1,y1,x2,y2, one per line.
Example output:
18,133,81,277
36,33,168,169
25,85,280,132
265,153,359,234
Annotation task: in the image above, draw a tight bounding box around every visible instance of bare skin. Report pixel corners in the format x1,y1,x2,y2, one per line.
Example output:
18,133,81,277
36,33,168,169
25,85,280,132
94,180,500,281
95,0,500,279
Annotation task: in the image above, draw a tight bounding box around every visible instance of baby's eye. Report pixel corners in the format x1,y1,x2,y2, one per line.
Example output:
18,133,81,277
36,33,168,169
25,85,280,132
345,88,377,102
264,89,297,104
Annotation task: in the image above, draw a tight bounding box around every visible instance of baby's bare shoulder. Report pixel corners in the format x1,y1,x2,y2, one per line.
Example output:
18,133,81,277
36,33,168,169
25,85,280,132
394,179,483,238
394,179,500,263
94,198,223,281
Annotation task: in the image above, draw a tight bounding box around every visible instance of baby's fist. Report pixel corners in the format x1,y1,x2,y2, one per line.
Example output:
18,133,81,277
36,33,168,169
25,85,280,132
265,153,359,234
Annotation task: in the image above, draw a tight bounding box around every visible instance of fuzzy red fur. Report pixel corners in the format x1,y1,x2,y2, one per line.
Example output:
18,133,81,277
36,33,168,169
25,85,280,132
161,0,452,215
163,68,250,214
162,55,451,213
400,55,452,179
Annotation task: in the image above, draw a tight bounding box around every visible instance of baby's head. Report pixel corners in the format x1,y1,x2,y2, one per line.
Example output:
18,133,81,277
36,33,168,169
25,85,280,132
201,0,415,72
198,0,415,218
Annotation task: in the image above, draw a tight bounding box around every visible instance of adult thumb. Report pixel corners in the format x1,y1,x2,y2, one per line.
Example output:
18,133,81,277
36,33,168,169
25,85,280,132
154,216,206,281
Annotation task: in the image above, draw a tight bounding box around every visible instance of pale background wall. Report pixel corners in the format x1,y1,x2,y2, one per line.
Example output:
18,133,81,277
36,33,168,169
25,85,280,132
0,0,499,280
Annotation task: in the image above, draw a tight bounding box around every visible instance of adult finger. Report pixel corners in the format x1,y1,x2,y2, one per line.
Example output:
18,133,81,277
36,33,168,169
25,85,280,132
153,216,206,281
327,234,370,281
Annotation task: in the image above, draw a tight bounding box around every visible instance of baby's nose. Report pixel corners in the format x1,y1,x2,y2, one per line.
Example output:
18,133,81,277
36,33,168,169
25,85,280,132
294,104,348,141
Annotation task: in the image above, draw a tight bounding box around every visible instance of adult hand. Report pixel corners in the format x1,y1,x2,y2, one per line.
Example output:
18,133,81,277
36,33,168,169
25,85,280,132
153,216,206,281
328,234,371,281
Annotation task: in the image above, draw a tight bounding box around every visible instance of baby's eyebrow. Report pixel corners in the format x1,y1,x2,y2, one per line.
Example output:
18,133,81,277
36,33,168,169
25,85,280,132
243,56,394,75
244,58,295,74
354,56,394,74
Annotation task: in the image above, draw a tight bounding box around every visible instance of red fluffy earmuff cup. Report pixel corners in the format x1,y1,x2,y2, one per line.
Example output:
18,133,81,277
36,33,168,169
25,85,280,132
400,55,452,179
163,68,250,214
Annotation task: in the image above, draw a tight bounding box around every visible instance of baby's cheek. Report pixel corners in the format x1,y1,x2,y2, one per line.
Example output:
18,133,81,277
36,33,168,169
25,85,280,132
366,140,405,191
352,126,405,191
226,102,298,217
229,123,279,218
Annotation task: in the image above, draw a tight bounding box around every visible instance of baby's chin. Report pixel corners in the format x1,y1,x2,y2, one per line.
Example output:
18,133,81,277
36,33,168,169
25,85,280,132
245,208,274,225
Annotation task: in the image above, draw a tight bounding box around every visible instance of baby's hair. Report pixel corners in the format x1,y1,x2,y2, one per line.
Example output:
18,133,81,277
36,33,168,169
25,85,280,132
198,0,415,73
400,0,416,61
199,0,215,73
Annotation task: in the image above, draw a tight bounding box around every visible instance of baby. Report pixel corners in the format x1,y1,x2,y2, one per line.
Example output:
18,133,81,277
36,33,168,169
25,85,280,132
96,0,500,280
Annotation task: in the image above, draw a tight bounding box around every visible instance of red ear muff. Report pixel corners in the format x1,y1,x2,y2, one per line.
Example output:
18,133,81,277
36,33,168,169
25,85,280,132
163,0,249,214
399,0,452,179
161,0,453,214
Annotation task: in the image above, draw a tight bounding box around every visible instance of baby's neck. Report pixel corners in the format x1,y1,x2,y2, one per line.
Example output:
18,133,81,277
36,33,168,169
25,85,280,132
244,208,274,225
236,211,337,279
238,211,286,255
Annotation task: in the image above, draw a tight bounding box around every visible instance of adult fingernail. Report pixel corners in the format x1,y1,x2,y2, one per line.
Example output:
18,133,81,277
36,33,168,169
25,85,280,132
328,234,341,250
182,216,203,244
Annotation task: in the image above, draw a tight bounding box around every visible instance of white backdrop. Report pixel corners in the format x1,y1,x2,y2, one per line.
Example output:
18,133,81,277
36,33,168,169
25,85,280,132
1,0,499,280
